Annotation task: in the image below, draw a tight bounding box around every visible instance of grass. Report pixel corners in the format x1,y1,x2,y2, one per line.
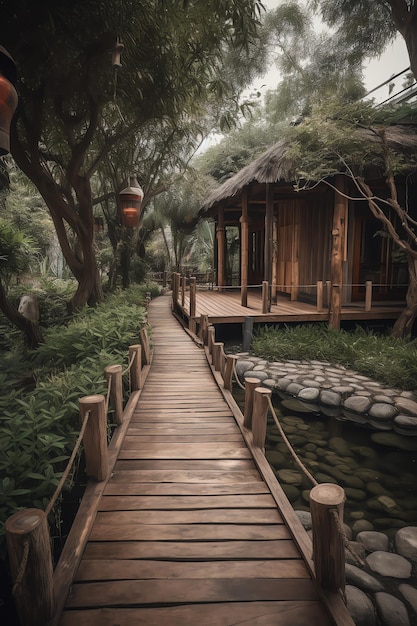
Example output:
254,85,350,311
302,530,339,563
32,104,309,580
251,324,417,392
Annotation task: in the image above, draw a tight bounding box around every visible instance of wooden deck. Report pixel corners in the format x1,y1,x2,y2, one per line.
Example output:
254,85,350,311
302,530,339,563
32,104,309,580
59,295,353,625
179,288,404,325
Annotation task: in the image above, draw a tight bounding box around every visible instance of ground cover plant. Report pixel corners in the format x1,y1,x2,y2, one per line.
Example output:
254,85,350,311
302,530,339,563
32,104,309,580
0,283,158,560
252,323,417,391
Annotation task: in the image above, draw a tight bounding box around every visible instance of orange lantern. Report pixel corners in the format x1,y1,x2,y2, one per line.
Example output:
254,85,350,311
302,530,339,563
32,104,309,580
0,46,18,156
119,177,144,228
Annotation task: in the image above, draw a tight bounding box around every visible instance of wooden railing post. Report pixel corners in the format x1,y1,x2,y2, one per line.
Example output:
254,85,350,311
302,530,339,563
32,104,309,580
172,272,180,307
310,483,346,591
252,387,271,451
325,280,331,308
189,276,196,316
224,354,238,390
6,508,55,626
207,325,215,359
79,395,108,482
317,280,323,312
139,328,151,365
262,280,269,314
329,283,341,329
129,344,142,390
365,281,372,312
243,377,261,429
104,364,123,426
199,314,209,345
212,342,224,373
181,274,186,307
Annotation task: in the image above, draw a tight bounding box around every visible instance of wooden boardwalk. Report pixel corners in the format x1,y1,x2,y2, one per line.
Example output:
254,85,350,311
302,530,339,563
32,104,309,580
59,295,352,625
180,288,404,325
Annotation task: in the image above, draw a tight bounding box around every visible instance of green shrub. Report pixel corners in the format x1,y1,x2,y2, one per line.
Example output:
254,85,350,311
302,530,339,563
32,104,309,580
0,285,152,558
252,324,417,391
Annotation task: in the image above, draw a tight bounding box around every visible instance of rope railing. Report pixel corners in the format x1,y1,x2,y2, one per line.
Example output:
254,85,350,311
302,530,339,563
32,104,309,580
5,329,150,626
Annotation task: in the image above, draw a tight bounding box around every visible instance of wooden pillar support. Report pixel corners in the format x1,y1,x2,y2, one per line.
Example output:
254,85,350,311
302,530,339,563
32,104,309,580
216,208,225,291
6,508,55,626
317,281,323,312
189,276,196,318
139,328,151,365
243,377,262,430
262,281,269,314
329,175,347,330
181,274,186,307
310,483,346,591
240,189,248,307
172,272,180,307
129,344,143,390
252,387,271,451
199,314,210,345
104,364,123,426
242,317,253,352
224,355,239,390
207,326,215,359
79,395,108,482
212,342,224,373
365,281,372,311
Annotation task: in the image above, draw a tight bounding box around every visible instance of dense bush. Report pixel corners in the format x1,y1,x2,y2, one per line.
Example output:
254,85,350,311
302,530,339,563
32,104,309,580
252,324,417,391
0,284,157,557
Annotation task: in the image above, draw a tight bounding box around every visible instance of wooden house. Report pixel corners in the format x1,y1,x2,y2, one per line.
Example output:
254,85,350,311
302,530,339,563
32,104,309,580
199,126,417,328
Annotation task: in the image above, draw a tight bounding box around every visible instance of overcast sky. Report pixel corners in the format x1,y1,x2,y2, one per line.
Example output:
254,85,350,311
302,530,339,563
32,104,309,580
258,0,411,103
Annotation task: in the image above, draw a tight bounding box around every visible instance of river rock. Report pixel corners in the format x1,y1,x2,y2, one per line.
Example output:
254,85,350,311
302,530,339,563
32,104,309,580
369,403,398,420
286,382,304,395
399,584,417,615
345,563,384,592
375,592,411,626
265,450,286,467
329,436,355,457
352,519,374,534
370,432,417,451
295,509,312,529
343,396,372,413
395,527,417,562
395,397,417,415
243,370,269,381
356,531,389,552
280,483,299,503
235,360,254,377
346,585,376,626
320,390,342,406
277,469,303,486
298,387,320,402
366,551,412,578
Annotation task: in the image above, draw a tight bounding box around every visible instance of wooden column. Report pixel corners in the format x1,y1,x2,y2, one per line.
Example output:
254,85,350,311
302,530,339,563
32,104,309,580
365,281,373,311
104,364,123,426
271,214,278,302
79,395,108,481
181,274,186,307
317,281,323,312
264,183,274,312
139,328,151,365
207,325,215,359
199,314,209,345
243,377,262,429
310,483,346,591
216,208,225,290
252,387,271,451
212,342,224,373
129,344,142,390
240,189,248,307
6,509,55,626
262,281,269,314
329,175,347,329
224,355,238,390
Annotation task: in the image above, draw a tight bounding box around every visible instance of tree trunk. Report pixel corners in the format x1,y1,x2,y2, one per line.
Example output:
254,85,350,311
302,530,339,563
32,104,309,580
0,279,43,347
389,2,417,80
391,257,417,338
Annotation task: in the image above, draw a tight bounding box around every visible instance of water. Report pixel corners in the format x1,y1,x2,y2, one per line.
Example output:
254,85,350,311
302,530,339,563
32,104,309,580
234,388,417,537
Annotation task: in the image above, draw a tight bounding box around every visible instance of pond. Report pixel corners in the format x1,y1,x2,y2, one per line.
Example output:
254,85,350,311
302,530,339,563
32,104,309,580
234,388,417,538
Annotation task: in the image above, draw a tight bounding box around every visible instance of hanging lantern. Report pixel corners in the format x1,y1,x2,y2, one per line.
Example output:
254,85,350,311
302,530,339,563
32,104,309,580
112,39,124,68
0,46,18,156
119,177,144,228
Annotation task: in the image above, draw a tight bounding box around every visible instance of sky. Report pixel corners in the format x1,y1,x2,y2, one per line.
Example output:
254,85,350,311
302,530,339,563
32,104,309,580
257,0,411,104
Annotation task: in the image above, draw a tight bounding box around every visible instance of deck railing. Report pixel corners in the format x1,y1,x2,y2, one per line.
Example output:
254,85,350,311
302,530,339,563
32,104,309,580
5,329,152,626
201,324,351,596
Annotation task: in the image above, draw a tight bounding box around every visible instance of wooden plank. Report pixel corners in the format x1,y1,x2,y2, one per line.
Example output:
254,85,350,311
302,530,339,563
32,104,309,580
94,508,284,524
65,578,320,608
83,540,301,560
75,559,309,581
109,469,263,483
103,482,270,496
117,444,252,459
98,494,277,510
60,600,333,626
89,523,290,541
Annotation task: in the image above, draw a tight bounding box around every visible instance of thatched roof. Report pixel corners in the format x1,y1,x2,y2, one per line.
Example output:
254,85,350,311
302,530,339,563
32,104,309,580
200,125,417,214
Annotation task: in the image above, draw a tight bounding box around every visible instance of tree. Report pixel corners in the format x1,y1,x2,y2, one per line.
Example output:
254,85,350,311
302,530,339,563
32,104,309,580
285,101,417,337
1,0,264,311
312,0,417,80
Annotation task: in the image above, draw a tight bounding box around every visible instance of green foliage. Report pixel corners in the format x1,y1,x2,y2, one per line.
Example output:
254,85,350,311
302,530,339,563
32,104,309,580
0,285,151,557
252,324,417,391
0,221,39,287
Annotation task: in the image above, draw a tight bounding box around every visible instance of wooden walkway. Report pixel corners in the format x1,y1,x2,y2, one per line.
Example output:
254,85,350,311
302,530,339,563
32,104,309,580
59,295,352,625
180,288,404,325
